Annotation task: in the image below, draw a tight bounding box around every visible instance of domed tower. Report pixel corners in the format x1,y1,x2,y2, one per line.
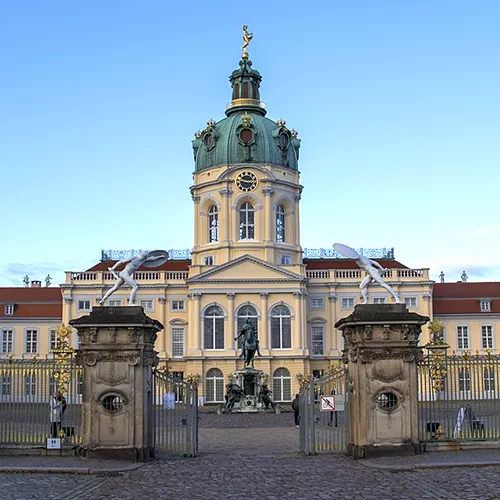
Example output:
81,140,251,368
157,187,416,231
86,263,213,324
190,28,303,275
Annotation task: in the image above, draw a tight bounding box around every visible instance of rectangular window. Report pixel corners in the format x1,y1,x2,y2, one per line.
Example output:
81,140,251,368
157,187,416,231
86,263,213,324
25,330,38,354
457,326,469,350
310,298,324,310
404,297,418,308
341,298,355,309
280,254,291,265
4,304,14,315
171,300,185,312
49,329,60,351
459,369,471,392
140,299,154,312
1,376,11,396
77,300,91,311
1,330,13,354
482,325,494,349
172,328,185,358
373,297,386,304
25,374,36,396
484,367,495,392
311,325,324,356
204,256,215,266
108,300,123,307
480,300,491,312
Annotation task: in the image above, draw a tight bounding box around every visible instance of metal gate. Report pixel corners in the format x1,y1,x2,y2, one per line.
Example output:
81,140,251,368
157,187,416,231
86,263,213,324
152,369,198,456
299,368,349,454
418,351,500,444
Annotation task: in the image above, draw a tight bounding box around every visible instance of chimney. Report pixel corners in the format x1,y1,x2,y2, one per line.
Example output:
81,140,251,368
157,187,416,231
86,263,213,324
31,280,42,288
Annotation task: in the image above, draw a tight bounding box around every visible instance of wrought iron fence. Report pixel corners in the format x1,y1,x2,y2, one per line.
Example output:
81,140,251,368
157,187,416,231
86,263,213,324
0,357,82,446
152,369,198,457
418,351,500,443
299,369,349,454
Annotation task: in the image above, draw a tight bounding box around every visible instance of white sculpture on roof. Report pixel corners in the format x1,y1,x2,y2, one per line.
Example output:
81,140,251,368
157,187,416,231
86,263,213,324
333,243,400,304
99,250,168,306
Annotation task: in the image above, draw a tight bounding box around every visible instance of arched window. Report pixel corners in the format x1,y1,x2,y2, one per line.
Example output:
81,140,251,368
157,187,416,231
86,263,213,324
276,205,285,242
204,305,224,350
237,305,258,349
270,304,291,349
206,368,224,402
273,367,291,402
239,202,255,240
208,205,218,243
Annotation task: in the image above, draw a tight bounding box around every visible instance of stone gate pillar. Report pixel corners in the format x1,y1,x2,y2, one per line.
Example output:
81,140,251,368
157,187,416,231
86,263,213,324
335,304,429,459
70,307,163,461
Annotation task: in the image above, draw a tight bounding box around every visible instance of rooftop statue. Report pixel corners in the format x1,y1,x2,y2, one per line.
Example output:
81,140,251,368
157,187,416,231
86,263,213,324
333,243,400,304
99,250,168,306
241,24,253,58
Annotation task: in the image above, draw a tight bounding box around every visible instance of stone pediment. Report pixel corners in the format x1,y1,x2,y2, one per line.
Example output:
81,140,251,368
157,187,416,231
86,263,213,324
187,255,305,284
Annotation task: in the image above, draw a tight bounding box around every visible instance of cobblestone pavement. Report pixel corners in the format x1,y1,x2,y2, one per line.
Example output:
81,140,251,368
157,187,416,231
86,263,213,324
2,423,500,499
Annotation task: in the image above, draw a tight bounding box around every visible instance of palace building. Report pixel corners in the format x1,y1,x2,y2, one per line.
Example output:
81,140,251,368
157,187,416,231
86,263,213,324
1,39,498,405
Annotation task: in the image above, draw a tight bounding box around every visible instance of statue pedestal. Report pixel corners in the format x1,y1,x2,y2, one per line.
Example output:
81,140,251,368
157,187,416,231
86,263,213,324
335,304,429,459
70,307,163,461
227,368,269,412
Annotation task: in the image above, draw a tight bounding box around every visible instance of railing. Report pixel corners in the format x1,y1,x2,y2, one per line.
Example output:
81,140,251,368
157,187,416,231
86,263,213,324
68,270,189,283
306,269,428,281
0,359,82,447
307,270,330,279
334,270,361,279
303,248,395,259
152,369,198,457
418,352,500,443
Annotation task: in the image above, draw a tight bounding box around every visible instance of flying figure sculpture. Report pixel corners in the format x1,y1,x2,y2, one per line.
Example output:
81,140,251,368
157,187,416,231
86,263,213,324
333,243,400,304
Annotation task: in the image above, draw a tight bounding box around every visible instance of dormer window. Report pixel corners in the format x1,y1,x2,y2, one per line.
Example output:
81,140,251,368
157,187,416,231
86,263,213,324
480,300,491,312
4,304,14,315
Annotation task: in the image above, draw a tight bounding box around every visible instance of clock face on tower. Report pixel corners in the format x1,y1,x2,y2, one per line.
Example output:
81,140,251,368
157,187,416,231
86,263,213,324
235,171,258,192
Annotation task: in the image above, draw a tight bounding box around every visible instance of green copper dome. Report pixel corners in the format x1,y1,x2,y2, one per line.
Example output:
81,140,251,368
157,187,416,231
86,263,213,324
192,58,300,171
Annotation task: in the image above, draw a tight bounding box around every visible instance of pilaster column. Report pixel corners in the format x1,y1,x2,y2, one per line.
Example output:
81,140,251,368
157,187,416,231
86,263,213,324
259,292,269,355
158,296,167,357
226,293,236,354
188,292,202,356
63,296,72,325
293,291,303,351
293,193,301,247
328,294,339,355
219,188,232,237
262,187,274,243
192,194,200,264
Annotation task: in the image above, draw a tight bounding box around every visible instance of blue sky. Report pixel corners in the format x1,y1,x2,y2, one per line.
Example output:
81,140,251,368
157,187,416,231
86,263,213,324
1,1,499,287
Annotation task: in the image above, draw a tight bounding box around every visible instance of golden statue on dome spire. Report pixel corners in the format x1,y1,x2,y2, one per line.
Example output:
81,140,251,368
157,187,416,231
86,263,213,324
241,25,253,59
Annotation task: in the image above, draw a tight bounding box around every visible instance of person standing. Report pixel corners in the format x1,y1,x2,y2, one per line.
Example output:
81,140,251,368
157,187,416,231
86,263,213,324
291,393,300,427
50,392,64,438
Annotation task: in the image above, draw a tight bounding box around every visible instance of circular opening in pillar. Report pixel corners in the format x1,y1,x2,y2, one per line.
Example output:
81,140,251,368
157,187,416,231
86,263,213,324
102,395,125,412
246,399,253,406
377,392,398,410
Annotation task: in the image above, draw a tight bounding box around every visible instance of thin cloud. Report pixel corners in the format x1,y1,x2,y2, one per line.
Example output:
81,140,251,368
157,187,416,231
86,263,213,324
473,225,500,235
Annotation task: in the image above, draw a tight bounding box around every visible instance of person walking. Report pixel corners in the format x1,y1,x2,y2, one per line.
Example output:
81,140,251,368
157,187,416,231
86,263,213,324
291,393,300,427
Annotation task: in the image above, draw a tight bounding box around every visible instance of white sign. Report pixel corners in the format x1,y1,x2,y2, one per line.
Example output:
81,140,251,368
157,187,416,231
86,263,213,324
320,395,345,412
46,438,61,449
320,395,336,412
163,393,176,409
